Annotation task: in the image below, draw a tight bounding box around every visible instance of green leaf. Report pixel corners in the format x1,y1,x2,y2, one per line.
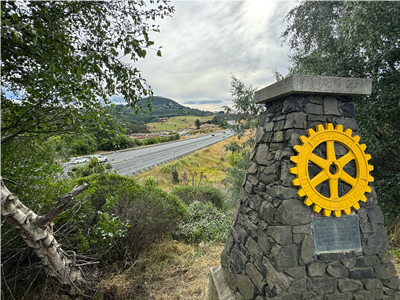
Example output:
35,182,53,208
157,50,162,57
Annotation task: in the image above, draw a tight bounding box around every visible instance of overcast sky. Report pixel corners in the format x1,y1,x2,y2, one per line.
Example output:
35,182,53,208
117,1,297,111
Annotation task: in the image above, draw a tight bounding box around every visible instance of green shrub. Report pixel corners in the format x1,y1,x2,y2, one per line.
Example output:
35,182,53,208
172,169,180,183
173,201,231,243
87,174,188,260
171,185,224,209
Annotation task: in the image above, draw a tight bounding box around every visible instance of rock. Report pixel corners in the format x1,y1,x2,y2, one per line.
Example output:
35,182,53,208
364,226,389,255
284,266,306,279
349,267,374,280
273,131,285,143
273,244,298,268
268,186,298,200
245,263,265,293
361,278,383,290
259,202,275,223
305,103,323,115
366,206,384,224
323,96,341,116
382,276,400,289
327,264,349,278
245,237,263,266
300,234,315,265
374,263,397,280
339,102,356,118
340,257,356,269
267,226,292,246
257,229,272,255
308,261,326,277
324,292,353,300
312,278,337,294
236,274,255,300
262,257,291,296
338,279,363,292
275,200,311,226
255,144,270,165
284,112,307,129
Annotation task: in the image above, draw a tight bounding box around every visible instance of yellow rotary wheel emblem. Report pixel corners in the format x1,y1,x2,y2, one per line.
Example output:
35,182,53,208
290,123,374,217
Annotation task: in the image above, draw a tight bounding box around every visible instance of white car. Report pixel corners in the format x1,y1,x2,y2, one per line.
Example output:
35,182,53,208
87,155,108,163
70,157,87,164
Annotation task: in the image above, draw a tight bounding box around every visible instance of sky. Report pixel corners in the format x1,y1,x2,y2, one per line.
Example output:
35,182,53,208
116,1,298,111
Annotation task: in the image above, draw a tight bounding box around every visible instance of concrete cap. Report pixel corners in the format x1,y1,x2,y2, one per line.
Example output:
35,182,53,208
254,74,372,104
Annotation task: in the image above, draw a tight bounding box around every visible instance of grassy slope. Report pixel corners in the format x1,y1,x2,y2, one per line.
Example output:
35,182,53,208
96,135,249,300
147,115,214,131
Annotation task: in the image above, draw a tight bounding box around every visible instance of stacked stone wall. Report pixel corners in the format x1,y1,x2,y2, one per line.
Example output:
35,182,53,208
221,94,400,300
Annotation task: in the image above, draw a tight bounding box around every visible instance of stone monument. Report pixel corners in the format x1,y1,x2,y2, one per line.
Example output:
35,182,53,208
209,75,400,300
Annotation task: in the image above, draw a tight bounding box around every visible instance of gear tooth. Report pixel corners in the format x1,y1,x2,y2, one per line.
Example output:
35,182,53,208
360,144,367,151
344,128,353,136
299,135,308,144
368,164,374,171
344,208,351,215
353,202,360,210
316,124,324,132
353,135,361,143
304,198,313,206
294,145,303,153
323,209,332,217
335,124,343,132
290,156,299,163
298,188,306,197
366,186,372,193
292,178,301,186
313,204,322,213
307,128,316,137
365,154,372,161
290,167,298,174
326,123,334,130
368,175,374,182
333,210,342,217
361,195,367,202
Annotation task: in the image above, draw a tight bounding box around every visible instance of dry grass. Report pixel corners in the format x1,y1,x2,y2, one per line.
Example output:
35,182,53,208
100,240,224,300
136,133,250,192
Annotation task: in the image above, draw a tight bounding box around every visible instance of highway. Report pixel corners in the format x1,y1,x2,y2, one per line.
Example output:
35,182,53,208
108,130,234,176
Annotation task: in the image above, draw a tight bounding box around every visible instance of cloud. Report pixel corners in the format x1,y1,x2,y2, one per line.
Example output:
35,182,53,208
123,1,296,111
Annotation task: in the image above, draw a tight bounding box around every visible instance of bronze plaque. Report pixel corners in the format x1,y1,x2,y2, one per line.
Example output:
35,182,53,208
312,215,362,254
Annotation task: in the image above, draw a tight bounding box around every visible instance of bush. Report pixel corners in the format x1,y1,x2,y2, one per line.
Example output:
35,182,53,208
173,201,231,243
87,174,188,260
172,169,180,183
171,185,224,209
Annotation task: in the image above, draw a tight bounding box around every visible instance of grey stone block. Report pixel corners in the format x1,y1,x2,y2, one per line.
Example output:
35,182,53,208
245,263,265,293
245,237,263,266
284,266,306,279
327,264,349,278
361,278,383,290
333,117,359,131
292,225,311,234
262,257,291,296
268,186,298,200
374,263,397,280
267,226,293,246
324,96,341,116
284,112,307,129
366,206,384,224
254,75,372,104
273,131,285,142
382,276,400,289
312,278,337,294
259,202,275,223
305,102,323,115
308,261,326,277
236,274,255,300
257,229,272,255
355,255,381,267
340,257,356,269
339,102,356,118
338,279,363,292
254,143,270,165
363,226,389,255
353,290,374,300
300,234,315,265
209,266,236,300
275,200,311,226
276,244,298,267
324,292,353,300
349,267,374,280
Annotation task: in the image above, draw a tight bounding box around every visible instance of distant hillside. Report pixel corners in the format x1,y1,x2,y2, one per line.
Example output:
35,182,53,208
112,96,213,124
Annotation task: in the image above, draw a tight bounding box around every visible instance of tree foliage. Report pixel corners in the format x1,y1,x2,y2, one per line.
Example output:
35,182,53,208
1,1,174,145
282,1,400,223
223,74,265,144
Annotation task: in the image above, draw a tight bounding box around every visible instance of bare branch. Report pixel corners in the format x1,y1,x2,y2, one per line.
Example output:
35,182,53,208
35,183,90,229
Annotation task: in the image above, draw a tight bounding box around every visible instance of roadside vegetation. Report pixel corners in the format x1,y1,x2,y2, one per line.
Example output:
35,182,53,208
147,115,214,131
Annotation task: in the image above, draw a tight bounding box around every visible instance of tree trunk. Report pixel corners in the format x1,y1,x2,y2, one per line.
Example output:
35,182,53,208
1,178,90,285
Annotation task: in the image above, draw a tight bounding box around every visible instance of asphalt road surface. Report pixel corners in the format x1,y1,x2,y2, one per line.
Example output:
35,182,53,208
109,130,234,176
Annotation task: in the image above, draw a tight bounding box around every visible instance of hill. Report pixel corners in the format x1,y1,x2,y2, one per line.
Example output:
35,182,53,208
112,96,214,124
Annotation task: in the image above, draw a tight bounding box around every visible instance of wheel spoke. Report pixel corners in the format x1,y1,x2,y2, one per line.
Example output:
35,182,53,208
329,178,339,198
340,171,356,187
326,141,336,161
309,153,328,169
337,151,355,168
310,171,329,188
